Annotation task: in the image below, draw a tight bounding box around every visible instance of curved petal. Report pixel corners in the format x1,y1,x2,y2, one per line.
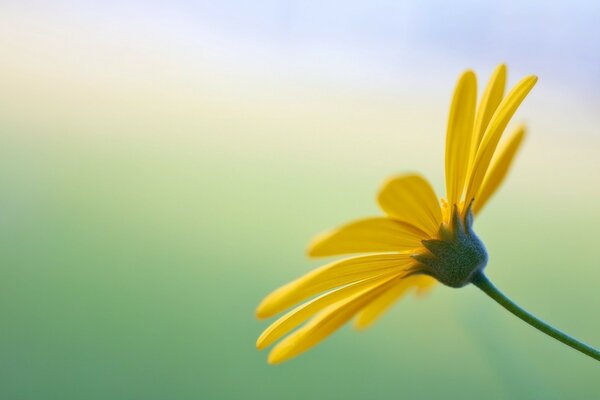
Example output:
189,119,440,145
307,217,425,258
445,70,477,206
464,75,536,204
256,253,413,319
377,174,442,237
354,275,433,329
267,274,405,364
470,64,507,165
257,272,402,350
473,126,526,215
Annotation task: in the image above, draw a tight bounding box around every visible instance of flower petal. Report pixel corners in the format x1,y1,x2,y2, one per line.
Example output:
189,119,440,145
354,275,436,329
414,275,437,296
377,174,442,237
464,75,536,205
307,217,425,258
470,64,507,165
256,253,413,319
473,125,526,215
267,274,405,364
256,272,401,350
445,70,477,206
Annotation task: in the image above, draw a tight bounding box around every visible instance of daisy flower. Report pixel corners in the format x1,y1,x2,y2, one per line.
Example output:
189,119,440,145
256,65,600,364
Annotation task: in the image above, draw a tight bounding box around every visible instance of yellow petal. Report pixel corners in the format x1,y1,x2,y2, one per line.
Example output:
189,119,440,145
256,253,413,319
445,70,477,206
377,174,442,237
464,75,537,204
307,217,425,258
353,274,432,329
256,272,400,350
414,275,437,297
267,274,405,364
470,64,507,165
473,126,526,215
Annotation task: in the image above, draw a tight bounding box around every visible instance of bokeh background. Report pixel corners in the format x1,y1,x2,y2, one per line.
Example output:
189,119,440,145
1,1,600,399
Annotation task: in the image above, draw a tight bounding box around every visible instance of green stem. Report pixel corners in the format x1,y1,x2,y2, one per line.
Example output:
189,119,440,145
471,272,600,362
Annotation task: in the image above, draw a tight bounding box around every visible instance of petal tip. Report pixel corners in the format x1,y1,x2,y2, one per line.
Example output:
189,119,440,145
353,319,370,331
494,64,508,80
255,301,273,320
267,349,288,365
526,75,539,86
256,335,268,350
306,244,320,258
460,69,477,86
306,231,332,258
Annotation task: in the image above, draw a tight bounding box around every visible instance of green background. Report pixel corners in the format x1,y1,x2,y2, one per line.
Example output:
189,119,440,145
1,2,600,399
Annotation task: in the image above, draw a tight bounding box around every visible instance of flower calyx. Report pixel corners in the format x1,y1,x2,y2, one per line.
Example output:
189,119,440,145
411,202,488,288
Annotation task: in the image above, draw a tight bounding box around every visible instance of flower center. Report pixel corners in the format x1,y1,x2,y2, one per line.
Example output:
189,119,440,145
411,203,488,288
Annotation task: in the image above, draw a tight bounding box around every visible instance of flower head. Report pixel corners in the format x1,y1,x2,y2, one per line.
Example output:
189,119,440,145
256,64,537,364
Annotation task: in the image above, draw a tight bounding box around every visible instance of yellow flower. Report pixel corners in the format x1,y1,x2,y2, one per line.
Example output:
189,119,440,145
256,64,537,364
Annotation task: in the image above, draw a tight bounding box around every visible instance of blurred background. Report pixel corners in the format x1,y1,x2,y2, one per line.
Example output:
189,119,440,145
1,1,599,399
